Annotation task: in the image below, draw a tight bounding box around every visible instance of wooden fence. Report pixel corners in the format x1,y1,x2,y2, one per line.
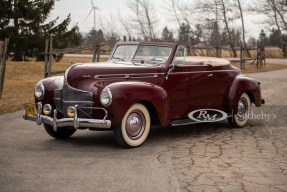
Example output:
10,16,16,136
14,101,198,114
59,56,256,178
0,38,9,99
189,41,265,70
44,36,106,78
240,41,265,70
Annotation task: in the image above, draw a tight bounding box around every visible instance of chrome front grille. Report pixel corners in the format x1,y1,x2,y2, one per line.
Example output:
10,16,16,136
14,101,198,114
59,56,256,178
54,86,93,117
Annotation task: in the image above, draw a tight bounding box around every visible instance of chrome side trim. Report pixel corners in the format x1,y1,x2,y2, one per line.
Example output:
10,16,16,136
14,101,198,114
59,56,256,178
94,73,164,79
169,70,237,75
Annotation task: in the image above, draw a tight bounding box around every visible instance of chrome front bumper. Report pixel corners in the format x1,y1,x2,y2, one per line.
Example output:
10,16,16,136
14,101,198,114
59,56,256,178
23,102,112,131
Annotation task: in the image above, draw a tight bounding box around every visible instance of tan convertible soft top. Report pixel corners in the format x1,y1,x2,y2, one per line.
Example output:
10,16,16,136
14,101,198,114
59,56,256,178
178,56,230,67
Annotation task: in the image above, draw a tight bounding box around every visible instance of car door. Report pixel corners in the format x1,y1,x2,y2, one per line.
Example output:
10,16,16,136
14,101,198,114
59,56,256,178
166,63,234,121
166,64,215,120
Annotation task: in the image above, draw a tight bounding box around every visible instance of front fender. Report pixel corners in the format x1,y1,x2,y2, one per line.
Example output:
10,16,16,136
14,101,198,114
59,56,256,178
35,76,64,104
106,81,169,126
228,74,262,113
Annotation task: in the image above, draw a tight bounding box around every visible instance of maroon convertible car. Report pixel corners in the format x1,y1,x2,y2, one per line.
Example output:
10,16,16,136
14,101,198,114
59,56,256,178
24,42,264,148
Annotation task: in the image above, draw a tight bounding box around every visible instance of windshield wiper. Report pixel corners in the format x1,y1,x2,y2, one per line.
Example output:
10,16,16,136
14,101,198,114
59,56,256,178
131,60,162,67
142,57,166,63
112,57,125,61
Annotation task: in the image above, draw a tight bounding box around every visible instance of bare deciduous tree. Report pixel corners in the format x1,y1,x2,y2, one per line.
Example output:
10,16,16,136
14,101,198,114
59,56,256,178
118,12,133,38
236,0,247,47
163,0,181,27
169,0,240,57
127,0,158,40
254,0,287,34
219,0,238,56
99,14,120,48
269,0,287,31
252,0,287,56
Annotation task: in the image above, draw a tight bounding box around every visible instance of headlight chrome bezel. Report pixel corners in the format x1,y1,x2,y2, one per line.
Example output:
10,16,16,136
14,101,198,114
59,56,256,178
35,81,45,100
43,104,52,116
100,87,112,107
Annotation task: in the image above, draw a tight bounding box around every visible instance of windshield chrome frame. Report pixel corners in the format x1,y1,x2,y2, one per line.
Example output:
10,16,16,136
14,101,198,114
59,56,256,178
171,45,188,67
109,43,172,66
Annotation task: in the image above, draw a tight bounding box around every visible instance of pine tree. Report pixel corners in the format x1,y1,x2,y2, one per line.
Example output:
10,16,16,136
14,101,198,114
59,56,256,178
161,26,174,42
193,24,202,45
85,29,105,47
177,23,191,47
210,22,220,46
0,0,79,61
0,0,12,37
268,28,281,46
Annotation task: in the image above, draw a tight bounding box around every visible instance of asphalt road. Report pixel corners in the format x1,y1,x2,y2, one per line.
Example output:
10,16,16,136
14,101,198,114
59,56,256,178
1,68,287,192
265,58,287,65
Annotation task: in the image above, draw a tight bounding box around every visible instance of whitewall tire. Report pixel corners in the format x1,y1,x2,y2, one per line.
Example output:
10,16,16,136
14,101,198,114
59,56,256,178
113,103,151,148
228,93,251,128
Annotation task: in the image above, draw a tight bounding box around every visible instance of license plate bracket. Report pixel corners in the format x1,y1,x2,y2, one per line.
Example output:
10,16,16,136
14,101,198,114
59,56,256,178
24,104,37,117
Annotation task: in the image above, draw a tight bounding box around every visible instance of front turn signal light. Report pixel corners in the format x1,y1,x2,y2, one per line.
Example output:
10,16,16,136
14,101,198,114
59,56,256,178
43,104,52,116
67,106,76,118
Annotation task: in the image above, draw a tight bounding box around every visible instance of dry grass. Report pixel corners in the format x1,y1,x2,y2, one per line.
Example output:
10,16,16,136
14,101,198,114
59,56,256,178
192,47,286,58
232,62,287,73
0,57,286,115
0,57,106,115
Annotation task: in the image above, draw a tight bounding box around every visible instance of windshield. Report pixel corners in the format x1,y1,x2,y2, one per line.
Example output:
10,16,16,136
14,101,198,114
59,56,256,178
111,45,138,61
110,44,172,64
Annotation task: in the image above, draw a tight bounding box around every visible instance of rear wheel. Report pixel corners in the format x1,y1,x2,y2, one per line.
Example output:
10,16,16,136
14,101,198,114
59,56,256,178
228,93,251,128
44,124,76,139
113,103,151,148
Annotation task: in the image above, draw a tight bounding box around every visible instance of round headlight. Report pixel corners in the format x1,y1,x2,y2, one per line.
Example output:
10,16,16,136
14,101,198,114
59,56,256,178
35,81,45,100
100,87,112,107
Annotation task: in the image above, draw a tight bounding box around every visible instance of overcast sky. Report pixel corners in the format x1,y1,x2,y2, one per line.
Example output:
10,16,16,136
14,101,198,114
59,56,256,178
50,0,267,39
50,0,129,32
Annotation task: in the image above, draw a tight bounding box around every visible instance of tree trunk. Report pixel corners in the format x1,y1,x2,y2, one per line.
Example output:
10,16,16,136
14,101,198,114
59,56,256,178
12,0,24,61
170,0,181,27
220,0,237,57
135,1,148,40
270,0,287,30
237,0,251,57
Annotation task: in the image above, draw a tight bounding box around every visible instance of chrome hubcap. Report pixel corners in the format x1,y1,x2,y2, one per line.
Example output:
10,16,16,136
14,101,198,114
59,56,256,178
237,98,247,121
126,110,145,140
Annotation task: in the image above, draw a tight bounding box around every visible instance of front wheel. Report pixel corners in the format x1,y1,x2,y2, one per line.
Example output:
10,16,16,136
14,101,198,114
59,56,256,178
228,93,251,128
44,124,76,139
113,103,151,148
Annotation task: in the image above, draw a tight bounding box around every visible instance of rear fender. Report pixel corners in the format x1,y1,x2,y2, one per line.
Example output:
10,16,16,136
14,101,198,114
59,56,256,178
228,75,262,113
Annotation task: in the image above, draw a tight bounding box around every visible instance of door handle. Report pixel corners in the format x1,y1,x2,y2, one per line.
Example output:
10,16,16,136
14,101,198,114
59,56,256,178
208,74,213,77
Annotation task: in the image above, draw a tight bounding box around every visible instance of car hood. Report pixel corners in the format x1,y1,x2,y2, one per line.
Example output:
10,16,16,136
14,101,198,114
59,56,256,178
66,61,165,89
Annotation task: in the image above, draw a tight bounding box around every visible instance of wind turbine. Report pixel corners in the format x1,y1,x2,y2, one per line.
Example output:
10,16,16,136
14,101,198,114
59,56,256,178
85,0,100,30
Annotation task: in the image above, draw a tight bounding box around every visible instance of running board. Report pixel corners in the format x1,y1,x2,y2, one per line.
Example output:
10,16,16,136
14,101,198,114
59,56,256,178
171,119,203,127
171,115,232,127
